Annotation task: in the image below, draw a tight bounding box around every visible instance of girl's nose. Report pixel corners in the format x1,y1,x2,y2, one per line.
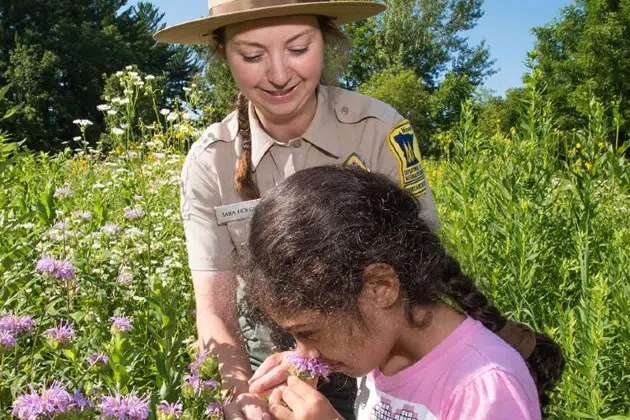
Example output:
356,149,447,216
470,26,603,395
267,55,290,88
295,340,320,359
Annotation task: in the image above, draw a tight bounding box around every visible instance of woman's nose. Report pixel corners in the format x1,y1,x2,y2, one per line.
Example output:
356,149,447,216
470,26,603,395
267,55,290,88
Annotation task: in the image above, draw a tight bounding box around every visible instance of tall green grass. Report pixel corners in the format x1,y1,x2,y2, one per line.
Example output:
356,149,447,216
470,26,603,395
427,73,630,418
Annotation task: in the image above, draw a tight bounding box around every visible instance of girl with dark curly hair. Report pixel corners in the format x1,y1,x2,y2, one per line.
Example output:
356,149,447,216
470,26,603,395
243,166,564,420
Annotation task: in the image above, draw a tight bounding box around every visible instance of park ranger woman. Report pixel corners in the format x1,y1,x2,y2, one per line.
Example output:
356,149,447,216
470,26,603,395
154,0,439,418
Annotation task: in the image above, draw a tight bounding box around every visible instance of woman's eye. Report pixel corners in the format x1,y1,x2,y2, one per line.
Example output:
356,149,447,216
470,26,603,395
243,55,262,63
289,47,308,56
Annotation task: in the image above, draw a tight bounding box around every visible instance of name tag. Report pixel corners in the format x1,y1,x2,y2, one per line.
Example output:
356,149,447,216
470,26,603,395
214,199,260,225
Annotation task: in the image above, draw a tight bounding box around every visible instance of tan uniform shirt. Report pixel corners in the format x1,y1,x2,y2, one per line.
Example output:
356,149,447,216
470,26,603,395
181,85,439,271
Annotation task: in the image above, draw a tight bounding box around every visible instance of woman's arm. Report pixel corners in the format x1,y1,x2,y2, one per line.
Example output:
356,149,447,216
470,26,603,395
192,270,251,393
193,270,269,419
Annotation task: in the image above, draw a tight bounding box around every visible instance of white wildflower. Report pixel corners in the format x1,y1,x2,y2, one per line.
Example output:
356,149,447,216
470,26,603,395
159,108,170,116
145,75,155,81
97,104,111,111
166,112,178,122
119,98,130,105
112,127,125,136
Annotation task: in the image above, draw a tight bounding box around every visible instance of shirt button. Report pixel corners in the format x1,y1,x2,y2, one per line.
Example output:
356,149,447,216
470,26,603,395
290,139,302,148
341,106,349,115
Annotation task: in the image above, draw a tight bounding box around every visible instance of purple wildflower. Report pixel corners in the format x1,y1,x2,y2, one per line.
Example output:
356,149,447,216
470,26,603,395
54,185,73,198
87,351,109,367
110,315,133,334
0,330,16,351
70,390,92,412
44,321,75,349
54,221,69,230
188,348,210,374
205,402,223,419
100,393,150,420
102,222,121,234
117,271,133,285
13,381,75,419
287,352,329,380
124,207,145,220
157,400,183,420
36,255,57,275
12,387,43,419
181,374,218,399
17,316,36,332
0,315,35,335
72,210,92,221
54,259,76,280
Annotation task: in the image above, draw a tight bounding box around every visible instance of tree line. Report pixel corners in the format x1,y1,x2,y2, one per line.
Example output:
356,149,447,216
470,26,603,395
0,0,628,153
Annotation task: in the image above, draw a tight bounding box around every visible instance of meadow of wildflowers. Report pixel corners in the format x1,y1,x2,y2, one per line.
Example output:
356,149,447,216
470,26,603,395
0,67,629,418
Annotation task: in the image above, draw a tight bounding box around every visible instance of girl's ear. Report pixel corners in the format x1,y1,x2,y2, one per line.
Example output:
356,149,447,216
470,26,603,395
360,263,400,309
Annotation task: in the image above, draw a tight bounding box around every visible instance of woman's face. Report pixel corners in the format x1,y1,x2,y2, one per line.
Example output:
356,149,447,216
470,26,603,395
224,15,324,123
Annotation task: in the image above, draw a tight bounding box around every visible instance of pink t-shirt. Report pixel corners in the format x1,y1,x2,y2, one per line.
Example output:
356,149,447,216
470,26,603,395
354,317,541,420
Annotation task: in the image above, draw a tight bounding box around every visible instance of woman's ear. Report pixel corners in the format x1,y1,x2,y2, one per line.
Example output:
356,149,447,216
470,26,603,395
360,263,400,309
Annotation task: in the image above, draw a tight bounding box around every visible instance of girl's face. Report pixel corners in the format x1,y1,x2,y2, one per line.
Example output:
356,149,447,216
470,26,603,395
224,15,324,123
275,278,404,378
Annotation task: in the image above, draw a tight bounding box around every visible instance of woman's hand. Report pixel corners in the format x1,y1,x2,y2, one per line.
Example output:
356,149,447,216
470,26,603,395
248,351,293,396
268,376,343,420
223,392,271,420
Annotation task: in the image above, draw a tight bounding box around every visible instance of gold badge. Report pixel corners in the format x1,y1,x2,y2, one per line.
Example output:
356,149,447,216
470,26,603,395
343,152,369,171
386,119,427,198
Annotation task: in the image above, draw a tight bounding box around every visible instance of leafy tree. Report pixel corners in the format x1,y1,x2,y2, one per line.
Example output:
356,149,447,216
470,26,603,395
342,0,495,153
0,1,199,150
532,0,630,148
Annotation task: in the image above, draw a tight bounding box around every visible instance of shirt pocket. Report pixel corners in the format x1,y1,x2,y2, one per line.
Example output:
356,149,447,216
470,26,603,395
227,219,251,255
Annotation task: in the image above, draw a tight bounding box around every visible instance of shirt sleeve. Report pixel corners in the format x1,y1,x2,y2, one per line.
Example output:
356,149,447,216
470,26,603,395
443,369,541,420
180,141,234,271
375,117,441,231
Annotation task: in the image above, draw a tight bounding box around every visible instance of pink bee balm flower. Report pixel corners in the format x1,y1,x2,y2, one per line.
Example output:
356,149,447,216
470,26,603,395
0,330,16,351
287,352,329,380
124,207,145,220
54,185,73,198
157,400,183,420
205,402,223,419
44,321,75,349
100,393,150,420
0,315,35,335
54,259,76,280
110,315,133,333
36,255,57,275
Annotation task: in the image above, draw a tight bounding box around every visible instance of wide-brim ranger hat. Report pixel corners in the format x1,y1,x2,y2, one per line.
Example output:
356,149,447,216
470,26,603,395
153,0,386,45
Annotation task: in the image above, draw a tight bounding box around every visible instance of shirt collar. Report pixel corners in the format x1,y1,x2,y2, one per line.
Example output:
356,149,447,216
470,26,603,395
245,86,340,170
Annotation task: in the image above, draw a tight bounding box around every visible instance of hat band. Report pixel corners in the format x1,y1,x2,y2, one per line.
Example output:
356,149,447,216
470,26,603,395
210,0,328,17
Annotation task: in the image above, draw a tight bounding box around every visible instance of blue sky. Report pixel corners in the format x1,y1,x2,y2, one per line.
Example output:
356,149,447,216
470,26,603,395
134,0,573,96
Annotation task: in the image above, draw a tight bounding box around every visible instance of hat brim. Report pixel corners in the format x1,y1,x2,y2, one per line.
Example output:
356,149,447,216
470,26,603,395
153,2,385,45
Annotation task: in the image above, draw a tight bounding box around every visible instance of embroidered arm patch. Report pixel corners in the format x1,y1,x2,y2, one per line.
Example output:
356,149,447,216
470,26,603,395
386,119,427,198
343,152,369,171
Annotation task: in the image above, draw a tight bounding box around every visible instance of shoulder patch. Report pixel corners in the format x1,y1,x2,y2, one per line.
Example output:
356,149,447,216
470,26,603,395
343,152,370,171
386,119,427,198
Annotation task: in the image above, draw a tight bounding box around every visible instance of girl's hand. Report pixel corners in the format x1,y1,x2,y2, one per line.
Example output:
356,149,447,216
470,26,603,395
248,351,293,396
268,376,343,420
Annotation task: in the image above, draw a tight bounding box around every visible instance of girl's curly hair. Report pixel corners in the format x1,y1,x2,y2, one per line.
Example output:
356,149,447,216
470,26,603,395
239,165,564,407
